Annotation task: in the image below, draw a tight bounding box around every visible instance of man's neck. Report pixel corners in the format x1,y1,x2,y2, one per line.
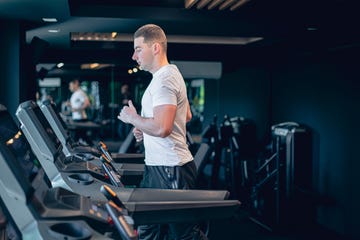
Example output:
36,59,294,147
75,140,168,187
150,56,169,74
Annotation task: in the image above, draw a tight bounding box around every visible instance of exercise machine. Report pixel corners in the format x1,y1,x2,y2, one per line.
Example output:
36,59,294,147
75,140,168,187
40,100,144,164
250,122,314,231
17,100,144,186
2,104,241,226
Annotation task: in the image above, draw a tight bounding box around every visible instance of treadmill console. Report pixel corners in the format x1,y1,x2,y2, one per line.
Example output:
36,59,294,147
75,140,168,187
101,185,137,240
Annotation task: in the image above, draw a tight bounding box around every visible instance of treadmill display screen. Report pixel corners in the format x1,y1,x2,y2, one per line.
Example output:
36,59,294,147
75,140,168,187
42,100,70,140
47,101,68,134
0,110,39,179
32,105,62,150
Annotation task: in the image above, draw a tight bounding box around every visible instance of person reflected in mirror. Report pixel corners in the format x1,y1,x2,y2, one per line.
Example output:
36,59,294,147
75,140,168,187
68,79,90,121
117,83,132,140
68,78,93,146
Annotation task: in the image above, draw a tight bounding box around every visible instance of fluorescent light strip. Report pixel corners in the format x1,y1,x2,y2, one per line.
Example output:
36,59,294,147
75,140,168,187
71,33,263,45
48,29,60,33
42,18,58,22
307,27,317,31
168,35,262,45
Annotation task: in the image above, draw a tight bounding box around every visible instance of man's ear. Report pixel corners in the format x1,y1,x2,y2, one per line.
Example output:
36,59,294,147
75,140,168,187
152,42,161,54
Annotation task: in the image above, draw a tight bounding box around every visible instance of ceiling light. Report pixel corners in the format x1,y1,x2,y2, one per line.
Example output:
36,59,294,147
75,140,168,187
207,0,225,9
48,29,60,33
128,69,133,74
90,63,99,69
167,35,263,45
42,18,58,22
90,63,100,69
219,0,236,10
81,63,114,69
71,32,262,45
133,68,138,73
56,62,64,68
230,0,250,11
185,0,199,8
14,131,22,139
196,0,212,9
6,138,14,145
186,0,251,10
307,27,317,31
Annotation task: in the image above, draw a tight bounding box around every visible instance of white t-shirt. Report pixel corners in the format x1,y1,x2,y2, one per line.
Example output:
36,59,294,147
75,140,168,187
70,89,88,120
141,64,193,166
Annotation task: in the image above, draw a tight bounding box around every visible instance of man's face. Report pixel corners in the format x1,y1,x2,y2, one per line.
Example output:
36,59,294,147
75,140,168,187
69,82,76,92
132,37,154,72
121,85,129,94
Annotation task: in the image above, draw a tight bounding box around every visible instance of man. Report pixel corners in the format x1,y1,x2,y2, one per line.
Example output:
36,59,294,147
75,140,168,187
117,83,132,140
68,79,92,145
118,24,206,239
69,79,90,121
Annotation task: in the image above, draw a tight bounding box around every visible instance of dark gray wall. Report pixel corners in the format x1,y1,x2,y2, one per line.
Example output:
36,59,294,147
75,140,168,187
204,49,360,238
0,19,37,116
0,20,20,115
271,54,360,237
203,66,271,143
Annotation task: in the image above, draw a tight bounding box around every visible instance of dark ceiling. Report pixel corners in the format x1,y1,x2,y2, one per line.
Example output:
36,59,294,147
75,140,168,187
1,0,359,78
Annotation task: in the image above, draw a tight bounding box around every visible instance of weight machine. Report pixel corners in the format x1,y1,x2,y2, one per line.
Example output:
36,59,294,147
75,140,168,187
250,122,314,231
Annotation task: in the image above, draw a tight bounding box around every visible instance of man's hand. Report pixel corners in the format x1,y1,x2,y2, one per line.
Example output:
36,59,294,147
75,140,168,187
118,100,137,124
133,128,143,142
118,101,176,138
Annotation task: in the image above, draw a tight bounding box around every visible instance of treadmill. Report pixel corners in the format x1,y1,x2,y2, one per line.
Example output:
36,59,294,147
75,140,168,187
17,100,143,186
41,99,144,164
0,105,122,239
5,103,241,224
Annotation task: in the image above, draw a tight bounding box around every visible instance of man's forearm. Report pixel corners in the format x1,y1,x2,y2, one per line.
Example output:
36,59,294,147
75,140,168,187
130,114,171,138
118,102,176,138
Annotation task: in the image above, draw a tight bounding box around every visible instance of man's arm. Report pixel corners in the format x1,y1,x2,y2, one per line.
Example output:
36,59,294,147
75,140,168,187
118,100,176,138
81,95,91,110
186,101,192,123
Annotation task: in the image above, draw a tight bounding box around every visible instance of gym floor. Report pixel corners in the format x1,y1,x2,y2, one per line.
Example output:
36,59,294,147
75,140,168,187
207,208,347,240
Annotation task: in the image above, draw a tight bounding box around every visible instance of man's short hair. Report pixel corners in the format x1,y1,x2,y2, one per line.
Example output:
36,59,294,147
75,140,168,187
70,79,80,85
134,24,167,52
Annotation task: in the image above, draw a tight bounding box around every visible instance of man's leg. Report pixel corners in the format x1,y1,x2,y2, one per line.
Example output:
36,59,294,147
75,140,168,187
137,224,163,240
136,166,167,240
168,222,208,240
167,161,208,240
137,162,208,240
